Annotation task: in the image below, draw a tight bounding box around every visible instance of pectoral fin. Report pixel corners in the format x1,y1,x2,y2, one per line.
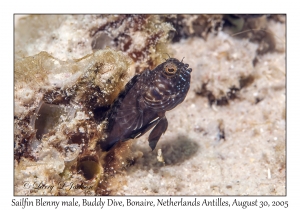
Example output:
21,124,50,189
128,116,159,140
148,116,168,151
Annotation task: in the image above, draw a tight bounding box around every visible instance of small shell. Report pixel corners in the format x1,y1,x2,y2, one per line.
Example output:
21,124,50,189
157,149,165,165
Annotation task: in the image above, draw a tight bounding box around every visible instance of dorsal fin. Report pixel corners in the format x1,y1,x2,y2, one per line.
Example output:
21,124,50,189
105,73,141,127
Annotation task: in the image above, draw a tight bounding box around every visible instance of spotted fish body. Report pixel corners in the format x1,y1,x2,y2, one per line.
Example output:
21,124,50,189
100,58,192,151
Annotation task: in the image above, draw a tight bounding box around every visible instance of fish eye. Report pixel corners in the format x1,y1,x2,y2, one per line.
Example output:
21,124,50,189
164,62,177,76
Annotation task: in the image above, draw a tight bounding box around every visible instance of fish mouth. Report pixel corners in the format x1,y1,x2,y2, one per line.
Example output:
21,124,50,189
183,65,192,74
186,68,192,73
182,62,192,73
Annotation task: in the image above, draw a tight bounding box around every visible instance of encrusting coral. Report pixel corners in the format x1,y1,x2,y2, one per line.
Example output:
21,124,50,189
14,48,136,195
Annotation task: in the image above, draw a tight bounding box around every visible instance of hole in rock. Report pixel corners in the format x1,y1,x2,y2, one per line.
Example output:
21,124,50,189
91,32,114,50
34,103,66,140
78,156,101,180
31,102,75,139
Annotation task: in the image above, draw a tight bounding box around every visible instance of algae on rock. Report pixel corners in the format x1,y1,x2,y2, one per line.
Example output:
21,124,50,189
14,48,135,195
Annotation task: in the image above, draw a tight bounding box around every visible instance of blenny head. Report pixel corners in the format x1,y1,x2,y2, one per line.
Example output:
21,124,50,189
144,57,192,111
154,58,192,87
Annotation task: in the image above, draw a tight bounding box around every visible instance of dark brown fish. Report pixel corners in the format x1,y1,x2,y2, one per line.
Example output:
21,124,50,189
100,58,192,151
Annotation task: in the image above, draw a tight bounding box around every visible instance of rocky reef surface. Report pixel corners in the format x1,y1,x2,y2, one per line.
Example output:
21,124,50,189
14,15,285,195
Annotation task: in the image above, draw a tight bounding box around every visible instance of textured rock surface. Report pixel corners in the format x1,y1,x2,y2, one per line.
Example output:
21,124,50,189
14,14,285,195
14,48,135,195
